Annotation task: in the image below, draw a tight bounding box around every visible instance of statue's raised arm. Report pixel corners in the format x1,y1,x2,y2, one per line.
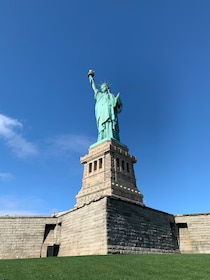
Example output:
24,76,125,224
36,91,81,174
87,69,122,143
88,70,98,95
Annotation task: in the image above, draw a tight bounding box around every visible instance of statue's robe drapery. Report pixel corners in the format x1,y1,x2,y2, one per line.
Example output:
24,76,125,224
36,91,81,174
94,90,122,141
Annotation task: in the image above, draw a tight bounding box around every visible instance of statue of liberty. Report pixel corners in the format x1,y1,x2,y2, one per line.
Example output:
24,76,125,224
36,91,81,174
88,70,122,142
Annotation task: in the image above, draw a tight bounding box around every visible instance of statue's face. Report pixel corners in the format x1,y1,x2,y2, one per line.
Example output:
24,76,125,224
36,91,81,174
101,83,109,93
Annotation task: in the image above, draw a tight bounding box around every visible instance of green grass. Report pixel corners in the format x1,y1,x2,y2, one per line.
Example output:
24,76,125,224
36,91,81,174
0,254,210,280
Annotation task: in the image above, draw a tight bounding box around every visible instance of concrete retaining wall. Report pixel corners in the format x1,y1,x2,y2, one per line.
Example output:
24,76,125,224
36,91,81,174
175,213,210,253
107,197,179,254
58,198,107,256
0,199,210,259
0,216,57,259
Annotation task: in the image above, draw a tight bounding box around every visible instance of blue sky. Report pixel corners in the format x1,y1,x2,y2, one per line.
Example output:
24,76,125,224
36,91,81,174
0,0,210,215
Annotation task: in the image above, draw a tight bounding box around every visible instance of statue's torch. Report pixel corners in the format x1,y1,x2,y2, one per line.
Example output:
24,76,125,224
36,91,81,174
88,69,95,78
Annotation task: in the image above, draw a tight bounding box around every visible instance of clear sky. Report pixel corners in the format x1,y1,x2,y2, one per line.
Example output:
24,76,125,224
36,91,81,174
0,0,210,216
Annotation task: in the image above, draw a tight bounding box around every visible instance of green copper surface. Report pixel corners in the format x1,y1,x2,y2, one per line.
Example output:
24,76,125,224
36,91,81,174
88,70,122,143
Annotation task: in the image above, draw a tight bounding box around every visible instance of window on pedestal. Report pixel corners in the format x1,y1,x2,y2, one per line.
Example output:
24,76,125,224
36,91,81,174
116,158,120,168
126,162,130,173
89,163,92,173
99,158,103,169
94,160,97,171
122,160,125,171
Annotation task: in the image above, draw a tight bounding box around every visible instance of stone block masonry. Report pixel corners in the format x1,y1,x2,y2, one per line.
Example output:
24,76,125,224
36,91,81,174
1,198,210,258
58,196,180,256
0,139,209,258
57,198,107,256
106,197,180,254
175,213,210,253
76,140,143,208
0,216,57,259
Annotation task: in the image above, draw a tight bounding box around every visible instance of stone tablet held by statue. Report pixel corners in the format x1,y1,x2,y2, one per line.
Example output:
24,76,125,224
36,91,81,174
88,70,122,143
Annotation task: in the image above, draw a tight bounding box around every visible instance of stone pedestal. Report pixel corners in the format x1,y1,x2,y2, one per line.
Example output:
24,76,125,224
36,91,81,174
75,140,143,208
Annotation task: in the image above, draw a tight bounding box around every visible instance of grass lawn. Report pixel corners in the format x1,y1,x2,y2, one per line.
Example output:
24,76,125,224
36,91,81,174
0,254,210,280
